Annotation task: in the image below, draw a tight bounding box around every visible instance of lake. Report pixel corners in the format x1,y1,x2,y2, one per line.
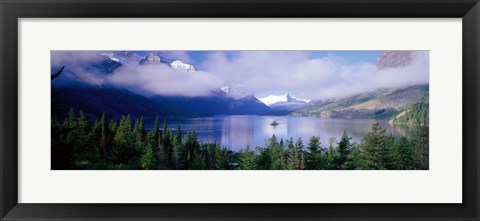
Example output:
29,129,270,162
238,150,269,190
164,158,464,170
147,115,415,151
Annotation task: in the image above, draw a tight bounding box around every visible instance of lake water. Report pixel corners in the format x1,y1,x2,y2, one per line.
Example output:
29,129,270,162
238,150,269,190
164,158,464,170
147,115,415,151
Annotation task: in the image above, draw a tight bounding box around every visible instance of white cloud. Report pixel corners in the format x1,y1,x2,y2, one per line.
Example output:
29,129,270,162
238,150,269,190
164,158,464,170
52,51,429,99
200,51,429,100
106,64,224,97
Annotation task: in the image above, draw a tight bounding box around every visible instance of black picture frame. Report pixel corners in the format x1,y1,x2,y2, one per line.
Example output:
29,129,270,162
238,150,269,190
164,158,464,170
1,0,479,220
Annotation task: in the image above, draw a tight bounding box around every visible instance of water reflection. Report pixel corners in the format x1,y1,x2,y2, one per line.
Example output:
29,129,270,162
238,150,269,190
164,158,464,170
147,115,415,151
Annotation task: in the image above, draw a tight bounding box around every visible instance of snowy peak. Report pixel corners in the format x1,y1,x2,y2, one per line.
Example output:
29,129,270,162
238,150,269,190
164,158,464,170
170,60,195,72
258,94,290,106
257,93,310,106
139,53,163,65
221,86,231,93
100,51,143,65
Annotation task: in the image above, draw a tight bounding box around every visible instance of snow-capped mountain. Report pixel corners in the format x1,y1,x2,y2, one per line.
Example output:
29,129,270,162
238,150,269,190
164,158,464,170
219,84,250,99
139,52,163,65
257,93,311,114
100,51,197,73
100,51,143,66
170,60,195,72
257,93,310,106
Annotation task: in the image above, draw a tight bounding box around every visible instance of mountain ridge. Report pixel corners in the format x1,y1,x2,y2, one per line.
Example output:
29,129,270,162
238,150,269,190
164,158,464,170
291,84,428,120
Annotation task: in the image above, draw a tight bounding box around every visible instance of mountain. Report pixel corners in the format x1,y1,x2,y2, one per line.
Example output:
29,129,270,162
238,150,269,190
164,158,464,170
100,52,197,73
258,93,310,106
256,93,310,114
52,84,271,120
170,60,195,72
376,51,413,69
138,52,164,65
100,51,143,66
291,85,429,119
83,56,122,75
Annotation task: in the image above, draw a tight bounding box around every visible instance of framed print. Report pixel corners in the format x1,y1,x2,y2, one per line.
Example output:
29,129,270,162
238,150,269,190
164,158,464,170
1,0,479,220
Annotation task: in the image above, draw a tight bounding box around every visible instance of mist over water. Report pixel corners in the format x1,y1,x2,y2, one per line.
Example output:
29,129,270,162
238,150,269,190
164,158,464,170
146,115,414,151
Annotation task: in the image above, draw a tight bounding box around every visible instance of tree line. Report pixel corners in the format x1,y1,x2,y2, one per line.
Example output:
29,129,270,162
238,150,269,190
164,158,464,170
52,108,429,170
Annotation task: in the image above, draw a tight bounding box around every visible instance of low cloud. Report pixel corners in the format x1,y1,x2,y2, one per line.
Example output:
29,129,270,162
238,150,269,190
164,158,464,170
106,64,224,97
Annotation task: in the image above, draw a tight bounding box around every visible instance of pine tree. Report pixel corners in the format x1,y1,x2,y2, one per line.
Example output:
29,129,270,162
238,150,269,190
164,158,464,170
112,115,136,164
63,108,77,129
268,135,285,170
172,125,185,169
108,118,117,135
295,137,304,152
334,131,353,169
161,118,173,165
285,138,299,169
133,116,145,144
359,123,393,169
185,131,200,168
147,115,160,148
393,137,415,169
76,110,90,146
346,145,362,169
139,144,156,169
326,137,336,169
239,146,257,170
99,113,107,155
113,115,133,144
304,136,325,170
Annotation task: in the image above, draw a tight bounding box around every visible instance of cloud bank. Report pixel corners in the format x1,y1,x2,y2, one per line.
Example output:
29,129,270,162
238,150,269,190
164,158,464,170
51,50,429,100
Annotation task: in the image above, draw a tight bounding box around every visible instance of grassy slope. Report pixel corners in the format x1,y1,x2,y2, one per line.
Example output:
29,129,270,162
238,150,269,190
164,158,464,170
292,85,429,120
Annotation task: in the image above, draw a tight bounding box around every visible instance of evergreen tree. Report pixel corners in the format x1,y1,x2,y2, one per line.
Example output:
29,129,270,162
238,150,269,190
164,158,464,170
334,131,353,169
99,113,107,155
304,136,325,170
185,131,200,168
213,144,229,169
239,146,256,170
359,123,393,169
112,115,137,165
133,116,145,144
172,125,185,169
108,118,117,135
161,119,173,165
268,135,285,170
139,144,156,169
76,110,90,146
295,137,304,153
147,115,160,148
113,115,133,143
393,137,415,169
326,137,336,169
285,138,299,169
63,107,77,129
346,145,362,169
